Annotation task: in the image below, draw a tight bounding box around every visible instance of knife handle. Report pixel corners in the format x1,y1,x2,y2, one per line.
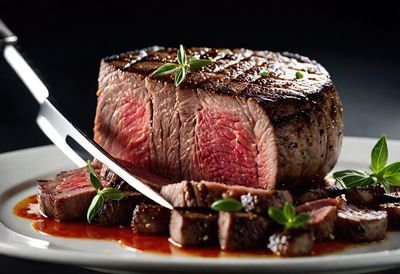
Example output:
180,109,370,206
0,18,18,47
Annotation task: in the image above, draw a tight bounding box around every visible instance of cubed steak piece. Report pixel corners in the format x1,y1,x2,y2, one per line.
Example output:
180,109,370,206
38,167,96,222
94,46,343,190
160,180,292,210
132,204,171,235
93,191,147,226
344,186,385,208
218,211,268,250
379,203,400,228
296,198,338,241
268,229,315,256
336,202,388,242
169,210,217,247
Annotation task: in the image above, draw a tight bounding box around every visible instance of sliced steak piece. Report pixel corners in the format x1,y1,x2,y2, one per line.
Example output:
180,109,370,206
296,198,338,241
296,198,339,212
344,186,385,208
218,211,268,250
379,203,400,229
309,206,337,241
95,47,343,190
295,187,344,204
336,202,388,242
132,204,170,235
268,229,315,256
160,180,292,210
169,210,217,247
38,167,96,222
93,192,148,226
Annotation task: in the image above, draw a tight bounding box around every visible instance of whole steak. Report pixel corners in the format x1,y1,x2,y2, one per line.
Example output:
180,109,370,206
94,47,343,190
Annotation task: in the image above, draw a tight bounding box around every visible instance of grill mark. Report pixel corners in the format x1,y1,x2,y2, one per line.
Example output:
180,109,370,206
122,46,164,71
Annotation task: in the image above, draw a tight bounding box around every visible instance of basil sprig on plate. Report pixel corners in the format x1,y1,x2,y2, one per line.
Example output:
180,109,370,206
152,45,212,87
268,202,310,229
333,135,400,192
210,198,243,212
86,160,124,223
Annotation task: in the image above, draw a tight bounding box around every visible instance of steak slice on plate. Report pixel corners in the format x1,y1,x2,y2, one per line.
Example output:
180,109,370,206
379,203,400,229
218,211,268,250
295,187,344,204
268,229,315,256
38,167,96,222
169,210,217,247
131,204,171,235
336,202,388,242
296,198,338,241
94,46,343,190
344,186,385,208
93,191,148,226
160,180,291,210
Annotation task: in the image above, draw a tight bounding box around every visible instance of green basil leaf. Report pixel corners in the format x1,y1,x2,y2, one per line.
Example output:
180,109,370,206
260,70,269,77
283,202,295,220
189,58,212,69
268,207,287,226
333,169,374,188
87,194,104,223
152,63,178,76
174,67,187,87
371,135,388,173
384,173,400,186
87,160,101,191
100,188,124,200
211,198,243,212
177,44,187,65
289,212,311,229
381,162,400,177
295,71,304,79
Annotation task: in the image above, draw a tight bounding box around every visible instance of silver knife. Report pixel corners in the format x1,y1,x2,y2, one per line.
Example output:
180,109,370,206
0,19,173,210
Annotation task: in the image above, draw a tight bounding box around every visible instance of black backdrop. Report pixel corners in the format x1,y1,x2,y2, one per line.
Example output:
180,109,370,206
0,1,400,273
1,1,400,154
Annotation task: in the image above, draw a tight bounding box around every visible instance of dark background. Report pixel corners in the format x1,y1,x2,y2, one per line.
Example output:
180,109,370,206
1,1,400,273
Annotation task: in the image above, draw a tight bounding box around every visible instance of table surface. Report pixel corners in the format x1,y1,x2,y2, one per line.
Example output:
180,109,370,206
1,1,399,273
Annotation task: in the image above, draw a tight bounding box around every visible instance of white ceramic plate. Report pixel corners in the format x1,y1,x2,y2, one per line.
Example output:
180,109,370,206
1,137,400,274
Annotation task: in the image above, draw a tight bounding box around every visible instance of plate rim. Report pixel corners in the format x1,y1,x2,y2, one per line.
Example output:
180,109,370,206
1,137,400,272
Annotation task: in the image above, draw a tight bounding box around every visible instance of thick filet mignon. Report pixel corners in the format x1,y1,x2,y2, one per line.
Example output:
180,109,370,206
94,47,343,190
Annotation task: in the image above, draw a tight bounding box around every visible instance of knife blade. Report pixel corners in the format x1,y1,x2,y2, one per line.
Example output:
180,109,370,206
0,19,173,210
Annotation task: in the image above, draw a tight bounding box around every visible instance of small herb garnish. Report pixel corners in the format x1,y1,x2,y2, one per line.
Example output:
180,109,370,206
295,71,304,79
152,45,212,87
268,202,310,229
260,70,270,77
86,160,124,223
333,135,400,193
210,198,243,212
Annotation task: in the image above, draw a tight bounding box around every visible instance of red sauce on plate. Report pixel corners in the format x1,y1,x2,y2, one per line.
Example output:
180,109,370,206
13,195,353,257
